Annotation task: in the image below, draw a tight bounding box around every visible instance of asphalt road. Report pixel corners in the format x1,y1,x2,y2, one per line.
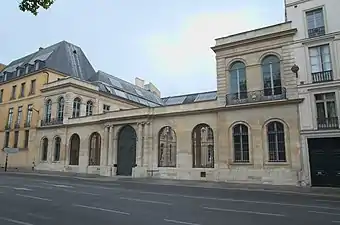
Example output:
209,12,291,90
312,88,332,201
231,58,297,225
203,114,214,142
0,174,340,225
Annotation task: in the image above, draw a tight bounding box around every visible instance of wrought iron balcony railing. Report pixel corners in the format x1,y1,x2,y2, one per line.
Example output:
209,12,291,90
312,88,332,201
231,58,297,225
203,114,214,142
41,118,63,127
312,70,333,83
317,117,339,130
226,87,287,106
308,26,325,38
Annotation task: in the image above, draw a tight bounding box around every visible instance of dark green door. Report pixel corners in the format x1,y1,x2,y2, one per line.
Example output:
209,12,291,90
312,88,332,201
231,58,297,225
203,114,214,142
308,138,340,187
117,125,137,176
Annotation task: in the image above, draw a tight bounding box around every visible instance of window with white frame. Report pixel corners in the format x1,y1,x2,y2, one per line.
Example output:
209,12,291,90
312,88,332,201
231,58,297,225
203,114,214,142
306,8,325,38
309,45,332,72
315,93,338,129
86,101,93,116
72,98,81,118
57,97,64,121
45,99,52,123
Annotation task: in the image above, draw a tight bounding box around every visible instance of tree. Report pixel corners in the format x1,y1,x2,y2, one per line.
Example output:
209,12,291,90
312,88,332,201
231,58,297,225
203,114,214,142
19,0,55,16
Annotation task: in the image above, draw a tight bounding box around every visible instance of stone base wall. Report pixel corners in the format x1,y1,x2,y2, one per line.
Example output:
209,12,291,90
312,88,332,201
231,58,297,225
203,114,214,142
35,164,299,186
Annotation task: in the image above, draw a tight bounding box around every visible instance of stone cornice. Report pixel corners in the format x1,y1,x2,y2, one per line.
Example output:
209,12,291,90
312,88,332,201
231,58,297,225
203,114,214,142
211,28,297,52
37,98,303,129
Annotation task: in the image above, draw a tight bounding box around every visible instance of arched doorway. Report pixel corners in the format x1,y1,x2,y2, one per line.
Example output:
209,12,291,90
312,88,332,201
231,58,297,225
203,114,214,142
69,133,80,165
117,125,137,176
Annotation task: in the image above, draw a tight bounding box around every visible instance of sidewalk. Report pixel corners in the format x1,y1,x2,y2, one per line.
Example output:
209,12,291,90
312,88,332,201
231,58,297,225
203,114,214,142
1,168,340,197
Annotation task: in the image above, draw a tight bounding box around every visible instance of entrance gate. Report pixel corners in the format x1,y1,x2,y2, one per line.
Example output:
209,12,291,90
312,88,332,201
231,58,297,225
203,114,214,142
308,137,340,187
117,125,137,176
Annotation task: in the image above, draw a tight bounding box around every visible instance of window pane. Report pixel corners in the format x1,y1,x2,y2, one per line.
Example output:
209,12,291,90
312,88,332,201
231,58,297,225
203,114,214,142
316,102,326,118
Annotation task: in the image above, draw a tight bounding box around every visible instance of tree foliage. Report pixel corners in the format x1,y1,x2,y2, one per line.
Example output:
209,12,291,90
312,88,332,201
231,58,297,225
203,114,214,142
19,0,55,16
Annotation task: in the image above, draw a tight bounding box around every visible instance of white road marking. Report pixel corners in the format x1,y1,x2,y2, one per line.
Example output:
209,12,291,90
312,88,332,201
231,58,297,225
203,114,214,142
63,189,100,196
309,210,340,216
333,221,340,224
13,187,32,191
52,184,73,188
164,219,200,225
120,197,172,205
316,199,340,203
16,194,52,202
26,213,51,220
42,182,117,190
137,190,340,211
72,204,130,215
202,206,286,217
0,216,34,225
0,185,12,188
24,185,54,190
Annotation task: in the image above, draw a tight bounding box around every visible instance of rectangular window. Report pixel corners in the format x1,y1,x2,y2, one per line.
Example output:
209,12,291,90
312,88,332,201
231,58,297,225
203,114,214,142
315,93,338,129
16,106,23,128
13,131,19,148
7,108,14,129
4,132,10,148
20,82,25,97
26,104,33,127
103,104,110,113
29,80,36,95
0,89,3,103
306,8,325,38
309,45,332,82
11,85,17,100
24,130,29,148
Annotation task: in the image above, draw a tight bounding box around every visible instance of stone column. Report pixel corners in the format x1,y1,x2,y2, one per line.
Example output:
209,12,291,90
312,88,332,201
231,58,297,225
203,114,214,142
143,122,149,167
136,122,143,166
101,126,109,166
108,126,113,166
112,127,118,165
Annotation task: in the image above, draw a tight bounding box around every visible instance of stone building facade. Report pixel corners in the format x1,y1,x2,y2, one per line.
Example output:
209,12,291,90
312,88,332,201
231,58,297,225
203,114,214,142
287,0,340,187
34,21,303,186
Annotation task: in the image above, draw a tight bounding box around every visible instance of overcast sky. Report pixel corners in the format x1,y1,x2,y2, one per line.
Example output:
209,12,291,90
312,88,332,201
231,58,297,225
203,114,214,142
1,0,284,97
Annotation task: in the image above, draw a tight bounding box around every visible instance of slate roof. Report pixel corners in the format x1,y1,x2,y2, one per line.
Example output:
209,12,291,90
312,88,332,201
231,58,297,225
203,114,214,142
0,41,95,83
1,40,217,107
87,71,217,107
162,91,217,106
88,71,164,107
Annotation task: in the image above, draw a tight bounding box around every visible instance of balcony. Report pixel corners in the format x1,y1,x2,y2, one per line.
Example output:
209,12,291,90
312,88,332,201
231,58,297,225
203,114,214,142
312,70,333,83
317,117,339,130
14,122,20,129
226,87,287,106
41,118,63,127
24,121,31,128
308,26,325,38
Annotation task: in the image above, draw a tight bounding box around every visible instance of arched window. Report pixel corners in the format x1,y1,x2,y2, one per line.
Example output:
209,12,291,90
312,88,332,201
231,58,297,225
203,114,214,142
44,99,52,123
158,126,177,167
262,55,282,96
230,61,247,100
57,97,64,121
89,132,101,166
72,98,81,118
86,101,93,116
233,124,249,162
192,124,214,168
41,138,48,161
54,137,61,161
267,121,286,162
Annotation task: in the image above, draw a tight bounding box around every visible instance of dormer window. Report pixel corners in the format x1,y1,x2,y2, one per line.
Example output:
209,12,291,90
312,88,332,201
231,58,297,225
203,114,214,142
25,64,29,74
34,60,40,70
34,60,45,71
16,67,24,77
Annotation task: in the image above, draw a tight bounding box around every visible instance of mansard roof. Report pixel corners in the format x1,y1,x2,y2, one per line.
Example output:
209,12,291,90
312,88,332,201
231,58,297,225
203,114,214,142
0,40,95,83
